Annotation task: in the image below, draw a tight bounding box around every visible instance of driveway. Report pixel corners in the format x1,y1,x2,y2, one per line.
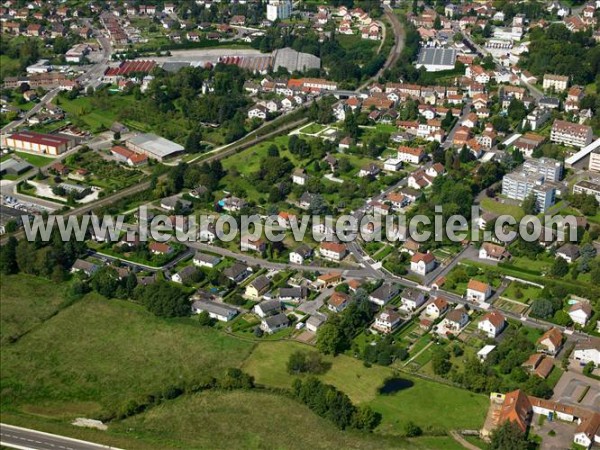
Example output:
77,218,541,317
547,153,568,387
529,414,576,450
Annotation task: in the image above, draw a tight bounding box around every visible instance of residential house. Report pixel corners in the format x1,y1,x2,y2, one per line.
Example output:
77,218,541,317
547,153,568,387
319,242,347,261
278,287,308,303
400,288,426,311
149,242,172,255
292,168,308,186
253,300,282,318
479,243,511,261
478,312,506,338
172,265,197,284
245,275,271,299
569,302,592,326
373,308,402,334
191,300,238,322
261,313,289,334
289,244,312,264
306,313,327,333
192,252,221,268
537,327,563,356
410,252,436,275
71,259,98,276
426,296,449,318
443,307,469,332
556,243,580,263
328,292,351,313
358,163,380,178
573,337,600,367
369,283,400,306
397,146,425,164
223,263,251,283
466,279,492,303
241,236,266,253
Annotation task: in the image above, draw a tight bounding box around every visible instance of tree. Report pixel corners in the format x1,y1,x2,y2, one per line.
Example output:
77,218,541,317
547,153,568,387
287,350,328,375
316,322,345,355
139,282,190,318
550,256,569,278
521,192,537,215
185,129,203,154
530,298,555,319
0,237,18,275
431,348,452,375
404,421,423,437
489,421,529,450
90,266,120,298
218,368,254,390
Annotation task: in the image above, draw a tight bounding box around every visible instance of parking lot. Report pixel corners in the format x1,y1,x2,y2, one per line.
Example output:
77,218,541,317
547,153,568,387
551,363,600,413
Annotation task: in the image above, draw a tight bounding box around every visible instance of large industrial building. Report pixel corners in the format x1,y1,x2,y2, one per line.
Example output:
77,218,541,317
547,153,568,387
2,131,74,156
272,47,320,73
125,133,184,161
416,47,457,72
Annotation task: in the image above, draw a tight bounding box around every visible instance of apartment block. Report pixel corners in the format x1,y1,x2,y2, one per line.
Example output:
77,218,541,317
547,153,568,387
550,120,593,148
502,172,555,212
573,180,600,203
590,149,600,173
523,157,563,182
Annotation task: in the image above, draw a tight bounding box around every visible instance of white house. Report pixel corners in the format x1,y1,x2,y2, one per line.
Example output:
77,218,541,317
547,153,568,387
466,279,492,303
410,252,436,275
426,296,449,319
260,313,289,334
373,308,402,334
397,146,424,164
569,302,592,326
289,244,312,264
400,288,426,311
479,243,511,261
573,337,600,367
443,307,469,332
193,252,221,268
319,242,347,261
191,300,238,322
248,105,268,119
478,312,506,338
253,300,282,318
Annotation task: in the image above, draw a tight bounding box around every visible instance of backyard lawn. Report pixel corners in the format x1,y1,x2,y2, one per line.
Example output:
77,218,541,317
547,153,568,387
480,197,525,220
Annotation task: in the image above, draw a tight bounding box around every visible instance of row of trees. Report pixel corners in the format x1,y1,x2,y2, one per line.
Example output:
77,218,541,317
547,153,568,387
292,377,380,431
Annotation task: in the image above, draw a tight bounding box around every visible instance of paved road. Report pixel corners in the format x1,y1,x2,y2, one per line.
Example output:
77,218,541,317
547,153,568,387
0,423,123,450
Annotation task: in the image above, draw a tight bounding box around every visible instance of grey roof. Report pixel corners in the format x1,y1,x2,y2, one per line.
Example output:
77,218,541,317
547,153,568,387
127,133,184,159
0,157,32,175
251,275,270,291
264,312,289,328
257,299,281,314
401,288,422,302
192,299,237,317
0,205,24,226
223,263,249,280
161,195,192,209
176,265,197,280
193,251,221,265
557,243,580,259
307,313,327,328
417,47,457,67
279,286,307,299
72,259,98,273
273,47,320,73
161,61,191,72
292,244,312,258
371,283,399,300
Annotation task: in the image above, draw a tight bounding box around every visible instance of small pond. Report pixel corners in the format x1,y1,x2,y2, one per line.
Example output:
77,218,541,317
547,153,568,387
378,378,414,395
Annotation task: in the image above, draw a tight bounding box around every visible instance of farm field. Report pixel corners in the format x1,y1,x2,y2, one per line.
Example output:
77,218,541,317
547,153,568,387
0,294,254,419
0,275,69,344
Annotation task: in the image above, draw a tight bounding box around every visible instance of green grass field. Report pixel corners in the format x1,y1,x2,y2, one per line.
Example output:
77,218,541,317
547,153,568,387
15,151,56,167
113,390,409,450
480,197,525,220
0,275,69,344
242,341,489,433
0,294,254,419
55,95,133,131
